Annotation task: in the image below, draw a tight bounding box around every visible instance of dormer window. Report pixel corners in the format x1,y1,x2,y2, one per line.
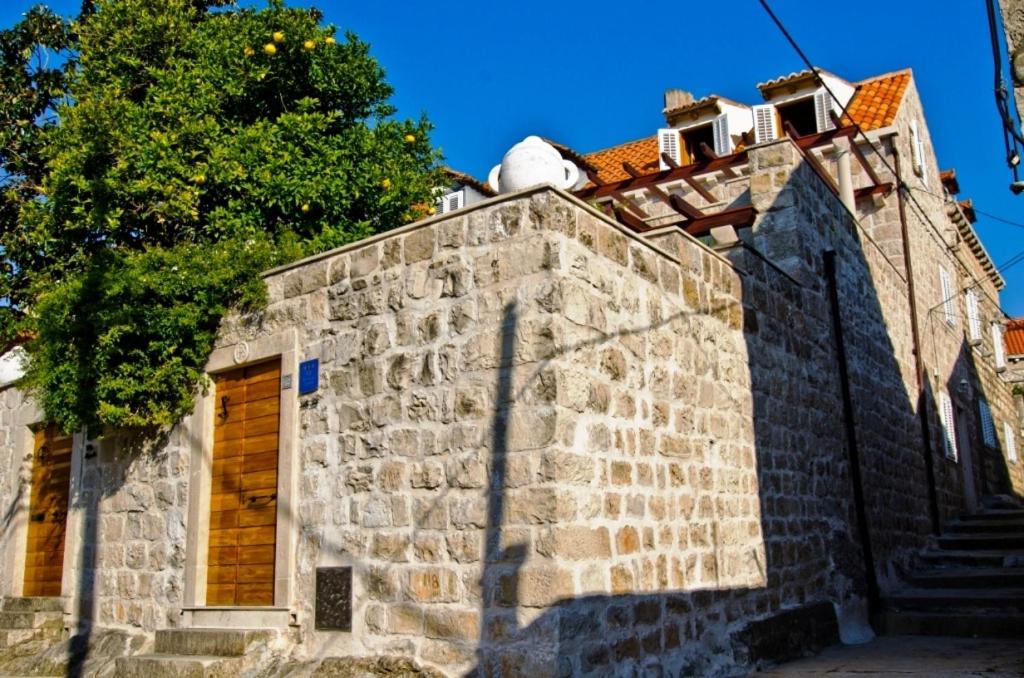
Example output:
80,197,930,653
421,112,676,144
658,114,733,168
775,89,835,137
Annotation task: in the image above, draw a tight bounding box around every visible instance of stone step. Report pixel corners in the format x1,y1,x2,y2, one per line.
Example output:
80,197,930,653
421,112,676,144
113,654,245,678
943,519,1024,534
885,587,1024,613
958,508,1024,521
880,610,1024,638
154,628,272,657
906,567,1024,588
936,533,1024,550
916,548,1024,568
0,598,62,614
0,610,62,630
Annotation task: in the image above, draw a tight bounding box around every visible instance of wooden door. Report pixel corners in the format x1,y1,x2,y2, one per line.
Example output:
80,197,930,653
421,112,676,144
207,359,280,606
24,425,72,597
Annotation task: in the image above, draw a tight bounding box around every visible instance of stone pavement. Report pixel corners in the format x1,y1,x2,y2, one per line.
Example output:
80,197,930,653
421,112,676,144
752,635,1024,677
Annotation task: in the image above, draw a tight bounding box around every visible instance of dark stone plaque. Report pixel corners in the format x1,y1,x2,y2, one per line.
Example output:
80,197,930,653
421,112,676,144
315,566,352,631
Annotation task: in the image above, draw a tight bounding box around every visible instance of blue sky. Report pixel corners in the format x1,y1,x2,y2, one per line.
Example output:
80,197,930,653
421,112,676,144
4,1,1024,315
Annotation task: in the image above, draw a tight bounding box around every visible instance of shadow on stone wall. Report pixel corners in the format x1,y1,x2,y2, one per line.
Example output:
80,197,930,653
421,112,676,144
461,154,964,676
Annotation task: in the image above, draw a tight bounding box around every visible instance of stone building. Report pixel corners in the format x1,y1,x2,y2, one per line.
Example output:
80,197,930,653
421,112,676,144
0,66,1020,676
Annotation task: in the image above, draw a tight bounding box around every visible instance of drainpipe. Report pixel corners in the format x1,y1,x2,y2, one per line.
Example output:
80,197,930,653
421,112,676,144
892,144,942,536
836,145,856,213
824,250,880,621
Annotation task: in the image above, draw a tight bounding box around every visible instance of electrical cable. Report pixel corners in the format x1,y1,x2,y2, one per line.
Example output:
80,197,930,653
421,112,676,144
757,0,956,256
758,0,1019,320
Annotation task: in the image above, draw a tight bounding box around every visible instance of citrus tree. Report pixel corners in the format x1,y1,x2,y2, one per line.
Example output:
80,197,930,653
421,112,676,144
1,0,441,430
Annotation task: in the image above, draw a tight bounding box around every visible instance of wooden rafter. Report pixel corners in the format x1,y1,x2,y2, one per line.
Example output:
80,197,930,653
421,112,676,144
698,143,738,178
828,110,884,187
637,179,703,221
784,121,839,194
610,189,648,220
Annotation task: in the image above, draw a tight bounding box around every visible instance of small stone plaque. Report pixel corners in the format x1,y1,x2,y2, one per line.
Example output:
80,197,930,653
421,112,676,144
315,566,352,631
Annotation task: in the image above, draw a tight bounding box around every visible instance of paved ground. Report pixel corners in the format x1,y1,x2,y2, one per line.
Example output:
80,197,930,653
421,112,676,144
753,636,1024,677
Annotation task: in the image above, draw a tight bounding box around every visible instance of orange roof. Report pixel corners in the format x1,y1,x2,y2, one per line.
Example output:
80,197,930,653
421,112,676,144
584,135,660,183
585,69,912,183
1006,318,1024,356
842,69,911,131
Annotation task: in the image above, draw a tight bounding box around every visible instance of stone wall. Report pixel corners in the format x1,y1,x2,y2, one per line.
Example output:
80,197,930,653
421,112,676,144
746,138,929,578
0,130,1017,675
203,185,874,674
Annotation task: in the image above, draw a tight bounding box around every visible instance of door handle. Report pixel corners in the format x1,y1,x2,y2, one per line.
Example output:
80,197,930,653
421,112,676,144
246,492,277,507
220,395,230,421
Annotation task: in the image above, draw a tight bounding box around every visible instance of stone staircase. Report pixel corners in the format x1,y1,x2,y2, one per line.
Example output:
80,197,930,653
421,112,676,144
113,628,278,677
881,507,1024,638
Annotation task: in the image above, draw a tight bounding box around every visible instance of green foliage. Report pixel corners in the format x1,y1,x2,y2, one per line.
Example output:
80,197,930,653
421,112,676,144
1,0,442,431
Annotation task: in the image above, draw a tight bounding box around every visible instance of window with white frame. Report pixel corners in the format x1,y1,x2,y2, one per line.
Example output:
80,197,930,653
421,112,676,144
1005,421,1019,463
978,399,996,447
965,289,982,343
993,322,1006,370
938,391,958,461
438,189,464,214
939,267,956,327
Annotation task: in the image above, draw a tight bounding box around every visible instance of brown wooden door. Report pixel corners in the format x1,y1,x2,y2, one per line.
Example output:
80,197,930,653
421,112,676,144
207,359,280,606
24,425,72,597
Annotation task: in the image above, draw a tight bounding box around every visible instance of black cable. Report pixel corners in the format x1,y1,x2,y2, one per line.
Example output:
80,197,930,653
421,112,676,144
907,185,1024,230
758,0,1019,318
757,0,953,250
986,0,1024,148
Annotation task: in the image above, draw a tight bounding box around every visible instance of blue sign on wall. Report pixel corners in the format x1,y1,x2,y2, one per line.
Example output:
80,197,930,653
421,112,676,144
299,358,320,395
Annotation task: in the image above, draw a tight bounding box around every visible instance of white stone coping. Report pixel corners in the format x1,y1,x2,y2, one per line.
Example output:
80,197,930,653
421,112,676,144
260,183,739,279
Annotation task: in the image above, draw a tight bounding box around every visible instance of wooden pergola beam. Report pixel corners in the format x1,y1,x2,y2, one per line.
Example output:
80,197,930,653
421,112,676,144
699,143,738,178
610,190,649,220
784,121,839,194
828,111,884,187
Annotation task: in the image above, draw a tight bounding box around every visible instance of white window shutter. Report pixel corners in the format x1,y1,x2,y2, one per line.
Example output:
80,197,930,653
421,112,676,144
658,129,681,170
940,267,956,326
712,114,732,156
1004,421,1018,463
939,391,958,461
752,105,777,144
979,399,996,447
814,89,835,133
439,189,464,214
966,289,981,342
910,119,927,184
993,323,1006,369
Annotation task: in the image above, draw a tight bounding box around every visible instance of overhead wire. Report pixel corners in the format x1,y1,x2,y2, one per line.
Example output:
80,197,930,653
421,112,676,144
757,0,1019,319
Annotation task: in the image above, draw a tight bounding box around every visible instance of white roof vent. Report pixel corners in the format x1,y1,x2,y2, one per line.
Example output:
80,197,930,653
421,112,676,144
488,136,580,194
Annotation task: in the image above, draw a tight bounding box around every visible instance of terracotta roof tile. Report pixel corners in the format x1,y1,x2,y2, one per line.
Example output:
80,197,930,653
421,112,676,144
585,69,912,183
1006,318,1024,357
583,136,660,183
842,69,911,131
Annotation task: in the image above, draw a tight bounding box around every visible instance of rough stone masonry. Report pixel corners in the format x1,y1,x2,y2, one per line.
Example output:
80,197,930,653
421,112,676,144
0,133,1001,676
